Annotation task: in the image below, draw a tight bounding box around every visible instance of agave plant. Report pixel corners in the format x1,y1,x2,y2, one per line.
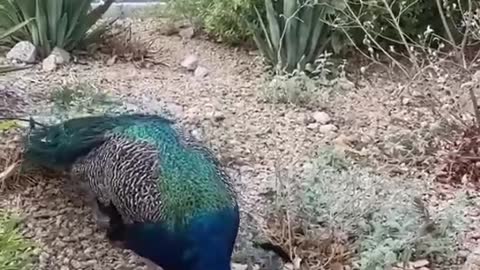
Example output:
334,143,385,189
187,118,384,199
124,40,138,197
251,0,344,73
0,0,115,58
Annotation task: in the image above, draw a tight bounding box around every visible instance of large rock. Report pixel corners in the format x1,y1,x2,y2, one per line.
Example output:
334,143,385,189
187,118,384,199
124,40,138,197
6,41,37,63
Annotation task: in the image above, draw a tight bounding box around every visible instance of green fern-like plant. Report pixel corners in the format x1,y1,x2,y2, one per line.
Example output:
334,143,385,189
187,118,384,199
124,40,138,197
251,0,345,73
0,0,115,58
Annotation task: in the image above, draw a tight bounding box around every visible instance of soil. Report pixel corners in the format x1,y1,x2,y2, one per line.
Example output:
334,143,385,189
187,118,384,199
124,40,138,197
0,18,479,270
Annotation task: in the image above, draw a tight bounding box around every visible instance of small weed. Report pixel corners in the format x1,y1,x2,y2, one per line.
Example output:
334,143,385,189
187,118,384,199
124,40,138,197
48,82,122,122
0,211,34,270
260,53,351,108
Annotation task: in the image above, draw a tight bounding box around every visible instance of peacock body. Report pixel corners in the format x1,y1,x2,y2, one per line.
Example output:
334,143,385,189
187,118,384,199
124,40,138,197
23,114,240,270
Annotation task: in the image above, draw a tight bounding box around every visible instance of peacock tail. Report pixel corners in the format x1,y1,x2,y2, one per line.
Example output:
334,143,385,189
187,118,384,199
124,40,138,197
24,113,239,270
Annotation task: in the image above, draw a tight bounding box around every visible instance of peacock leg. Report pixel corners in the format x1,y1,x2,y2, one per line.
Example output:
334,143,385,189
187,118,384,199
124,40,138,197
92,200,110,229
94,199,128,250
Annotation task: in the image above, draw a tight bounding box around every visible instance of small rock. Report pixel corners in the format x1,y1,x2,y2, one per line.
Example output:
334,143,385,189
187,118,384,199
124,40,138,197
42,47,70,71
181,54,199,71
179,27,195,39
410,259,429,268
50,47,70,64
312,111,331,124
307,123,319,130
191,128,203,141
6,41,37,63
303,114,315,124
194,66,209,77
212,111,225,122
319,124,338,133
42,56,57,71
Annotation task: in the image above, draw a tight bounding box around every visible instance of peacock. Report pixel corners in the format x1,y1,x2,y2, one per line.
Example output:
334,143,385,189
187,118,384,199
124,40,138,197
22,113,240,270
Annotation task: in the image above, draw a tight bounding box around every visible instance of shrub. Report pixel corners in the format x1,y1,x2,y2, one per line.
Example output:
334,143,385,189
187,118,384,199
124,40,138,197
0,0,115,58
329,0,480,75
0,211,34,270
251,0,346,73
264,148,468,269
260,52,350,107
341,0,477,48
164,0,263,44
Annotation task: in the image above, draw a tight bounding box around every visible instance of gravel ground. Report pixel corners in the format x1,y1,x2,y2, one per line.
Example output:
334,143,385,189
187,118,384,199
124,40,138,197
1,18,479,270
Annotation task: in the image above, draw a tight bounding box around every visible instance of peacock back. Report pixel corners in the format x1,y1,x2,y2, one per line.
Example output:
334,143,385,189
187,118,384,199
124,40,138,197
69,114,237,227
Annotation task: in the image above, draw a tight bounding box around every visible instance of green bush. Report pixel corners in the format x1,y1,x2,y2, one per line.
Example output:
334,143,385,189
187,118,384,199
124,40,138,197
0,211,34,270
164,0,264,44
269,148,468,269
251,0,346,73
0,0,114,58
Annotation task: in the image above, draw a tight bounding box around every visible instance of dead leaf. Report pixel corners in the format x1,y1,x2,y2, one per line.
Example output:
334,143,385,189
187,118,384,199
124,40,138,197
0,163,18,181
0,162,20,191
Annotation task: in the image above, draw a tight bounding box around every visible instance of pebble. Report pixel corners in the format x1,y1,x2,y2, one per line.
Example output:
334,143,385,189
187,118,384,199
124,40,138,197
180,54,199,71
312,111,331,124
194,65,209,77
319,124,338,133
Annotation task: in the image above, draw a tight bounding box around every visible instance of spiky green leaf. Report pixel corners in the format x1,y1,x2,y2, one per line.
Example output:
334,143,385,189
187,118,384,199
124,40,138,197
0,18,33,41
253,6,277,63
0,0,111,56
36,0,50,53
283,0,299,71
250,0,339,73
264,0,281,53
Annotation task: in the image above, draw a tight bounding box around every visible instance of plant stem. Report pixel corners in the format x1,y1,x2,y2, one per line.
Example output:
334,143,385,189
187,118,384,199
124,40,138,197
380,0,419,72
435,0,464,66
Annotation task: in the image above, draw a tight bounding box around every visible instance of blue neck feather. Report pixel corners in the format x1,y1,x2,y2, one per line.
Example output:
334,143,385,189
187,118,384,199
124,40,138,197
123,205,240,270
